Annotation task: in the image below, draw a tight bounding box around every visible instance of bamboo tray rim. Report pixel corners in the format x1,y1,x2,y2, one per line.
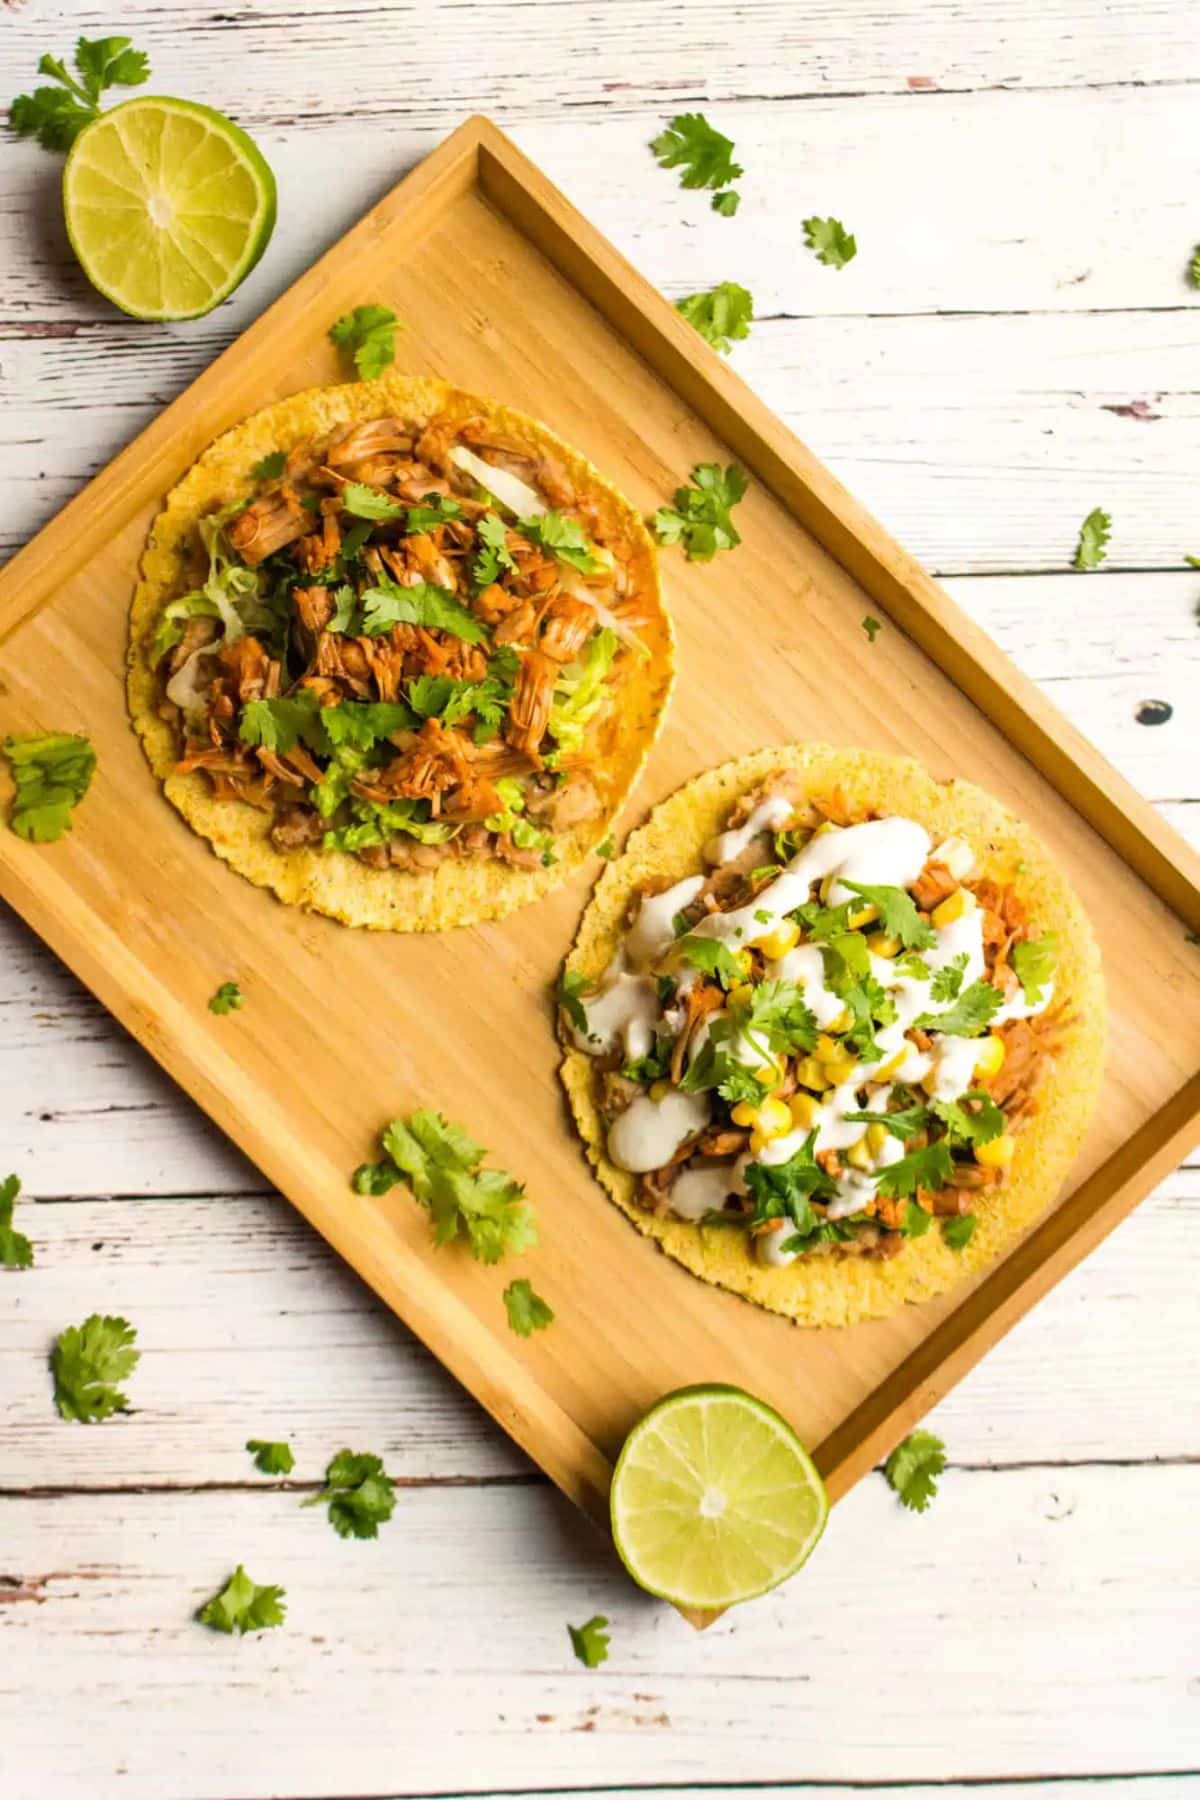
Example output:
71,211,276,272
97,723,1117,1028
2,116,1199,1589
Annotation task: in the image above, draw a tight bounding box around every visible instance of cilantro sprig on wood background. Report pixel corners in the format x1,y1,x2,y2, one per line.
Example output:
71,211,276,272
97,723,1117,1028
10,34,150,152
0,1173,34,1269
354,1110,537,1263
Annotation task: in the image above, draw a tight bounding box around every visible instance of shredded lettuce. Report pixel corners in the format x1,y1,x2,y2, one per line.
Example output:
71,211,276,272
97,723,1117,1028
483,776,556,866
323,797,458,854
154,505,259,662
547,627,618,752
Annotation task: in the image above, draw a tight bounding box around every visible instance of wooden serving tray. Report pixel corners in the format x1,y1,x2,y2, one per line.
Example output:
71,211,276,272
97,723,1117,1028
2,117,1198,1567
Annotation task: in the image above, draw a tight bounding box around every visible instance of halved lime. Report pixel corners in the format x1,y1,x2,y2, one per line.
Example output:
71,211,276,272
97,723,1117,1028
610,1384,828,1608
63,96,276,321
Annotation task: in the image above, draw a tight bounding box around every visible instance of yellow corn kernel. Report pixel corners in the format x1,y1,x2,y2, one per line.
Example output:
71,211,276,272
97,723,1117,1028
933,835,976,881
731,949,753,979
730,1100,758,1127
649,1079,671,1102
974,1033,1006,1080
843,1134,873,1172
753,918,801,960
822,1053,858,1086
787,1091,819,1129
876,1050,907,1081
824,1007,852,1034
815,1033,841,1064
727,982,754,1010
794,1056,830,1092
865,1123,890,1156
846,902,878,930
975,1132,1015,1169
867,931,900,958
931,887,978,930
752,1063,783,1088
755,1096,794,1140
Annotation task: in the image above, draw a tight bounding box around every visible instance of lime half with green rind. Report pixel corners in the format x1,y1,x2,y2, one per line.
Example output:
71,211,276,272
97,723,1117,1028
610,1383,828,1608
63,95,276,321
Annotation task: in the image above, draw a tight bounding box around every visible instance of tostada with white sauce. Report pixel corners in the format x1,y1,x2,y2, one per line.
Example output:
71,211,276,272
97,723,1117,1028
558,744,1105,1327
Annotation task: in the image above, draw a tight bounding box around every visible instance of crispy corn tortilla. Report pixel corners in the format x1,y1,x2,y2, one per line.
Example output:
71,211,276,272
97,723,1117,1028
560,744,1107,1328
128,374,672,931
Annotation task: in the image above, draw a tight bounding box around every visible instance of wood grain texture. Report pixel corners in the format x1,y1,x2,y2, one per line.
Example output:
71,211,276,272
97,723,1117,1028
1,1468,1197,1798
1,117,1197,1541
1,9,1198,1793
4,308,1198,572
5,0,1196,146
0,1174,1196,1490
6,89,1200,327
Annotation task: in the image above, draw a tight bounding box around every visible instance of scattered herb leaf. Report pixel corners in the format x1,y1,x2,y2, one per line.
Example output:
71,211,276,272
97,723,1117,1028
676,282,754,354
329,304,399,381
51,1313,139,1423
246,1439,294,1476
804,216,857,269
568,1614,611,1667
1074,508,1111,571
353,1112,536,1264
650,113,742,193
208,981,243,1016
198,1565,286,1634
10,35,150,152
0,1172,33,1270
503,1278,555,1338
884,1429,946,1513
652,462,747,562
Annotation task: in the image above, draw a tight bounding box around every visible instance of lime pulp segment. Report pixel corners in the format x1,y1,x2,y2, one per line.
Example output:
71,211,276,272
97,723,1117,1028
62,95,276,321
610,1384,829,1609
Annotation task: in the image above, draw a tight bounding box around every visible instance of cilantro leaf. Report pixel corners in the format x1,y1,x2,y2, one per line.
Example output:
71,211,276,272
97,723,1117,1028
340,482,405,521
744,1131,839,1232
556,969,593,1035
884,1429,946,1513
11,36,149,151
1011,933,1057,1006
198,1565,286,1634
652,462,747,562
405,493,463,532
931,1091,1005,1148
358,575,488,644
250,450,286,482
304,1448,397,1539
677,1035,770,1105
51,1313,139,1423
650,113,742,193
246,1438,295,1475
1189,247,1200,289
360,1111,537,1265
842,1102,931,1141
0,1172,33,1270
239,689,329,755
862,615,882,642
329,304,399,381
208,981,243,1016
895,951,931,980
473,513,519,587
842,881,935,951
901,1199,932,1237
676,282,754,354
594,834,616,858
873,1141,954,1201
943,1212,977,1251
677,934,744,989
568,1614,610,1668
73,37,150,99
503,1278,555,1338
734,980,818,1054
930,952,969,1003
3,732,95,842
804,216,857,269
915,979,1002,1037
1074,507,1111,571
712,190,740,217
820,932,871,991
321,699,416,750
518,511,605,575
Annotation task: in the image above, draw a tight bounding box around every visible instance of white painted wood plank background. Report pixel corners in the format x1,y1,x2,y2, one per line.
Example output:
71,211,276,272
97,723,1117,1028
1,2,1198,1797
